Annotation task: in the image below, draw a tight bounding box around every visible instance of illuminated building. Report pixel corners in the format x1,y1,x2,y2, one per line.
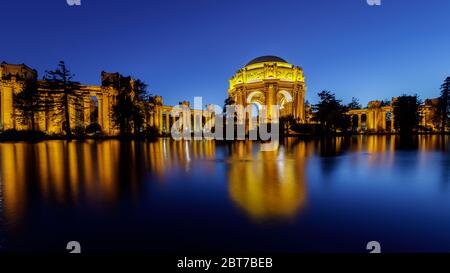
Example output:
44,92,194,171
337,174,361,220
228,56,307,125
0,58,442,136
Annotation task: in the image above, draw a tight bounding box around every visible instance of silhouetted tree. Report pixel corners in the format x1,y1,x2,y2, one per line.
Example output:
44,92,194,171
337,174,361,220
381,99,391,106
304,100,313,122
44,61,76,139
313,91,348,133
112,77,133,136
280,114,295,136
223,97,235,113
131,79,149,133
111,77,148,136
347,97,362,109
13,78,43,130
392,94,421,135
439,77,450,132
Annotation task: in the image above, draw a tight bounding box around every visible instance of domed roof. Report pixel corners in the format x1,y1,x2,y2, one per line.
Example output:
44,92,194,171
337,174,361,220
246,55,288,66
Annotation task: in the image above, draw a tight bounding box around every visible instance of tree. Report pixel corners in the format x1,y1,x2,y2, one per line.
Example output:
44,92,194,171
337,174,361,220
439,77,450,132
131,79,149,133
313,91,348,133
13,78,44,130
223,97,235,113
112,76,133,136
381,99,391,106
279,114,295,136
111,77,148,136
44,61,76,139
392,94,421,135
146,94,161,128
347,97,362,110
304,100,313,122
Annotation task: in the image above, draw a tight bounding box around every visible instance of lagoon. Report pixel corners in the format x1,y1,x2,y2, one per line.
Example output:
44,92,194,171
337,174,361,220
0,136,449,252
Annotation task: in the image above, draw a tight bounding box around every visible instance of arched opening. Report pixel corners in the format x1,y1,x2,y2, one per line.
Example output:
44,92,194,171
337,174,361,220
361,114,367,131
386,111,392,132
246,91,265,129
162,111,169,133
351,115,359,132
276,90,293,118
75,98,84,128
246,91,265,105
89,96,99,124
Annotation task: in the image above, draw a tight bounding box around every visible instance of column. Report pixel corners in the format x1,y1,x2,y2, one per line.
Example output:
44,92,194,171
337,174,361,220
1,85,14,130
298,89,305,122
164,111,169,133
38,110,47,132
97,97,103,129
159,108,163,134
357,114,362,132
83,97,91,127
391,112,395,133
149,111,154,127
102,94,110,135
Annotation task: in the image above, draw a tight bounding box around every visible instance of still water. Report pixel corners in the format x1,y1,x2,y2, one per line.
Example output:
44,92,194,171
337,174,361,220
0,136,449,253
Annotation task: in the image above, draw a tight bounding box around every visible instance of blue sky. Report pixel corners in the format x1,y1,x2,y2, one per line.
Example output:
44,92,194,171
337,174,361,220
1,0,449,107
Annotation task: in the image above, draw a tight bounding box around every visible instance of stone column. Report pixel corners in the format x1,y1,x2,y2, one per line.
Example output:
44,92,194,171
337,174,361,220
38,110,47,132
83,97,91,127
68,97,77,129
154,108,159,129
298,89,305,123
422,111,426,127
97,97,103,129
391,112,395,133
359,114,362,131
149,111,154,127
102,94,111,135
165,110,170,133
159,108,163,134
1,85,14,130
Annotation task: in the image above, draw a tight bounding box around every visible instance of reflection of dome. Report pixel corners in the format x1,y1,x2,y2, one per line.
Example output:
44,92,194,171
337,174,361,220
227,142,307,221
246,55,288,66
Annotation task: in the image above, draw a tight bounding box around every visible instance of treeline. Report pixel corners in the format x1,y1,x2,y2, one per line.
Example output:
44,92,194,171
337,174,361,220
9,61,160,140
285,77,450,135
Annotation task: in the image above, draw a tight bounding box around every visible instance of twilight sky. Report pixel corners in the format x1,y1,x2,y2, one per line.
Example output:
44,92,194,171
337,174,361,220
1,0,449,107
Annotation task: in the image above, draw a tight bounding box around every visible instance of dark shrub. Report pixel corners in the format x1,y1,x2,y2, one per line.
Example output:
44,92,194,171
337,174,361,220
72,126,86,138
142,126,159,140
85,123,102,136
0,129,47,141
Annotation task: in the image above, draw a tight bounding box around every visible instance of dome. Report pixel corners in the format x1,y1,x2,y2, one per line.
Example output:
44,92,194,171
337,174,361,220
246,55,288,66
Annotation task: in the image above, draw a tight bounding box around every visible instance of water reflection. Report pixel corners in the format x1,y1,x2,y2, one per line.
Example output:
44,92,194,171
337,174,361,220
226,141,308,221
0,136,449,252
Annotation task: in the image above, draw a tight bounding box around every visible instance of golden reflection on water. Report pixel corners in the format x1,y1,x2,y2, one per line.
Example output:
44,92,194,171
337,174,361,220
227,140,308,221
0,136,448,228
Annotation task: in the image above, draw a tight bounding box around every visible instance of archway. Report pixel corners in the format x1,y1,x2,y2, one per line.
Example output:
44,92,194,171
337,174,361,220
351,115,359,132
361,114,367,131
276,90,293,118
385,111,392,132
89,96,99,124
246,91,265,128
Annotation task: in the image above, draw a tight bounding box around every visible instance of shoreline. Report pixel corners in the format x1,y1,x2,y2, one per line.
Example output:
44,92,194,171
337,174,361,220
0,132,448,143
